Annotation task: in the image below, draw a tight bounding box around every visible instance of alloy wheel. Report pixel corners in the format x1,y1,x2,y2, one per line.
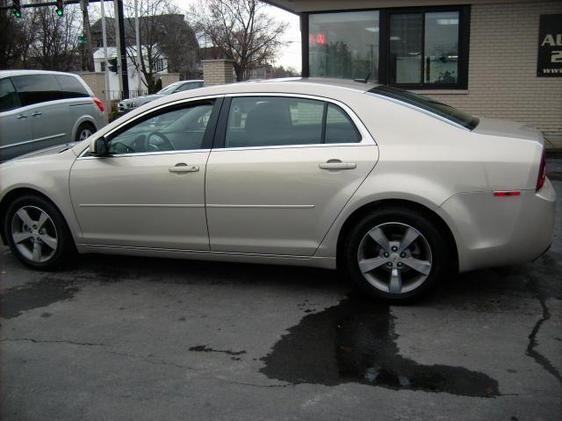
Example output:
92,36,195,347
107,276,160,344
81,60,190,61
10,205,58,263
357,222,432,295
79,128,93,140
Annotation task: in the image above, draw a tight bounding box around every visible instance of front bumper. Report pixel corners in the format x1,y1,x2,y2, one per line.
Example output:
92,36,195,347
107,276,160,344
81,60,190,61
441,177,556,272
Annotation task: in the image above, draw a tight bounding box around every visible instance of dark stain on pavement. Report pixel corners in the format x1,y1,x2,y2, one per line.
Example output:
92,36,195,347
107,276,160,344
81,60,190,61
0,277,78,319
260,296,500,397
189,345,246,356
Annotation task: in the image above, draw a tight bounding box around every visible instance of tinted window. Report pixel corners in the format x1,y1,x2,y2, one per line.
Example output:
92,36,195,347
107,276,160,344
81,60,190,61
11,75,63,106
325,104,361,143
225,97,324,148
55,75,90,98
369,85,479,130
0,78,21,112
108,101,214,154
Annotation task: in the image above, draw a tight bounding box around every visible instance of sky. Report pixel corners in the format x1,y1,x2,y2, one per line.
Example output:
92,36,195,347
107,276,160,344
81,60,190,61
89,0,302,72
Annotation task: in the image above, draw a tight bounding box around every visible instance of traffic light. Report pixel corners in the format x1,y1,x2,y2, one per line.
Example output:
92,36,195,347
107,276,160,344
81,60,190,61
108,58,118,73
12,0,22,18
78,34,87,45
55,0,64,17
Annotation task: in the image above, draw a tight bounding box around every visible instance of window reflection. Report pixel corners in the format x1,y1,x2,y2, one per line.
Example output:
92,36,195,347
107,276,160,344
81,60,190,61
390,14,423,84
309,11,379,82
424,12,460,84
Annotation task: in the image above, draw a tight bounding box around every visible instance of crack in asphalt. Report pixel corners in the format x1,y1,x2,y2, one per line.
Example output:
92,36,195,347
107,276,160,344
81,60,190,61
0,337,103,347
525,275,562,383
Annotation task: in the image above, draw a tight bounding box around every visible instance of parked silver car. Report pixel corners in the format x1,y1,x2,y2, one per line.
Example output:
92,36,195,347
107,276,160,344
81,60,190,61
0,79,555,301
118,80,204,114
0,70,107,162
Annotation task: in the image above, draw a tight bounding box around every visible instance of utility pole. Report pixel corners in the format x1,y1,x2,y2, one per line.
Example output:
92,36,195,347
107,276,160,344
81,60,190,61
80,0,94,71
135,0,141,97
100,0,110,118
113,0,129,99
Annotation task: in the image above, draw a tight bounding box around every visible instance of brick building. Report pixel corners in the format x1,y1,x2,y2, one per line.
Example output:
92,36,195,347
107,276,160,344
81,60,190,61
265,0,562,147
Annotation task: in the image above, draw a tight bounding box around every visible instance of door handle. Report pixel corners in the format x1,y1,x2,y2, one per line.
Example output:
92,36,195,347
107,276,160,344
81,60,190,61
31,111,42,117
168,163,199,173
319,159,357,170
17,114,27,119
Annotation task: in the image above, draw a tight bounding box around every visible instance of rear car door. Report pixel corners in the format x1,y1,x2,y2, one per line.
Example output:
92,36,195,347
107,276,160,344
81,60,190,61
70,97,221,250
0,77,32,161
11,74,72,148
205,95,378,256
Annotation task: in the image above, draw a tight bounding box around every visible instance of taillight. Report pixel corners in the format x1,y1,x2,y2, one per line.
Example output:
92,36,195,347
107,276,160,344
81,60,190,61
536,150,546,191
93,97,105,113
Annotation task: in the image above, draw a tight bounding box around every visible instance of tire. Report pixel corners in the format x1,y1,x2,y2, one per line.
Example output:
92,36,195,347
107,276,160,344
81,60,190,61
341,207,452,302
75,122,96,142
3,195,75,270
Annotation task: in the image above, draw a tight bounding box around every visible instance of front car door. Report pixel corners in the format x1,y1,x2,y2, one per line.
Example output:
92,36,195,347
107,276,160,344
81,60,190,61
205,95,378,256
0,77,32,161
69,97,221,250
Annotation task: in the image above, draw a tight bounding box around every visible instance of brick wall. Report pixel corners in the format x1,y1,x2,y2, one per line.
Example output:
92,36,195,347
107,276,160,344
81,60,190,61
76,72,106,101
159,73,180,88
202,59,235,86
424,1,562,142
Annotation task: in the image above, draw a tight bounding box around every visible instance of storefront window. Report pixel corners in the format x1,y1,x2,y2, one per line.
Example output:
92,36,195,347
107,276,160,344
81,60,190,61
389,11,460,86
389,14,423,84
307,7,467,89
424,12,460,84
309,11,380,81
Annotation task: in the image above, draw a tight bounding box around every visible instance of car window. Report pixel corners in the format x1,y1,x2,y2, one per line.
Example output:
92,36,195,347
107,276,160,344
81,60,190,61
225,97,324,148
176,82,203,92
11,75,63,106
0,78,21,112
108,101,215,155
55,75,90,99
325,104,361,143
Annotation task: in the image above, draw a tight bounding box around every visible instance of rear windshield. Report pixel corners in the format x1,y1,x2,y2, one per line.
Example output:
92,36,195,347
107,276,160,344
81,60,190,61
368,86,479,130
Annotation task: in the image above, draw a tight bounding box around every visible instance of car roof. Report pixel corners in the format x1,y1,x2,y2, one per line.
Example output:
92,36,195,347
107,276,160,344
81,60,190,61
157,77,378,104
0,69,81,78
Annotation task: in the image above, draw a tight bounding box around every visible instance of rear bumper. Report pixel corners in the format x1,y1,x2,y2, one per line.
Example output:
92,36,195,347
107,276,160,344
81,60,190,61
441,177,556,272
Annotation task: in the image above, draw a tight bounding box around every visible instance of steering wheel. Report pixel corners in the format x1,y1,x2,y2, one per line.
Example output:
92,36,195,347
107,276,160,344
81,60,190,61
146,131,174,152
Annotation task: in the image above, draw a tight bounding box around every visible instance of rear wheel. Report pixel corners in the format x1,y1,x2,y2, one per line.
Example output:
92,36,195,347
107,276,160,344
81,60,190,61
342,207,452,301
75,122,96,142
4,195,75,270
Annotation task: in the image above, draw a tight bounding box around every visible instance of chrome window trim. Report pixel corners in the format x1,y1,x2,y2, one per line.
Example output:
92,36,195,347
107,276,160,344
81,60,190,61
78,148,211,160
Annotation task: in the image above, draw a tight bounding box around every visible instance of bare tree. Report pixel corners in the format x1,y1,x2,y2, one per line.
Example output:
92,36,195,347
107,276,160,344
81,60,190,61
0,9,35,69
191,0,287,81
122,0,199,93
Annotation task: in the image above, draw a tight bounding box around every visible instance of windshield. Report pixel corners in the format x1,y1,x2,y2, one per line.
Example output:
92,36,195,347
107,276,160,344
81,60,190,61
368,86,479,130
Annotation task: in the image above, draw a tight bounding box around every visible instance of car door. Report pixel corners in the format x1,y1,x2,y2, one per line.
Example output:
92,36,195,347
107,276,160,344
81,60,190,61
205,95,378,256
11,74,72,147
0,77,32,161
69,97,221,250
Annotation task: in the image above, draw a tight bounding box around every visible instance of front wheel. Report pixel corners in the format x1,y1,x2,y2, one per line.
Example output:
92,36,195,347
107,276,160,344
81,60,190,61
4,195,75,270
342,207,452,301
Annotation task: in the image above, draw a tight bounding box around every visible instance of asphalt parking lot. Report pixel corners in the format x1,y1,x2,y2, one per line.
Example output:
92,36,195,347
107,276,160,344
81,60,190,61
1,161,561,421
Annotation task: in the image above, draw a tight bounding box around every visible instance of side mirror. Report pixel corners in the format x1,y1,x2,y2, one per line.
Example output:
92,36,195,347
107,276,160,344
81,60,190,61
90,136,110,157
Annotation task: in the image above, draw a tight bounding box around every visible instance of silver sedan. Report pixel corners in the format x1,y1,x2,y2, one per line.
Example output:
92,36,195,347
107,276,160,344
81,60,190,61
0,79,556,300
